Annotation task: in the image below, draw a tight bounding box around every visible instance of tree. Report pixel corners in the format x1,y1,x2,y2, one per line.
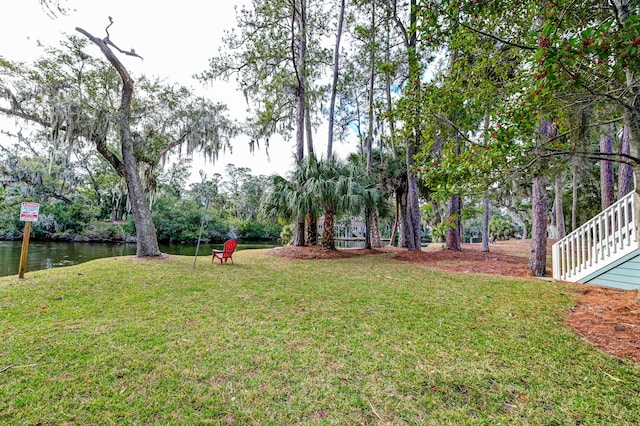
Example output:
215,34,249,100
619,126,634,198
260,154,386,250
528,177,548,276
528,119,555,277
501,2,640,210
201,0,332,246
39,0,69,18
259,174,305,243
1,30,236,256
75,25,161,256
408,2,529,253
554,174,566,239
600,131,615,210
405,1,640,278
0,135,78,205
327,0,346,158
222,164,252,219
303,155,360,250
387,0,424,251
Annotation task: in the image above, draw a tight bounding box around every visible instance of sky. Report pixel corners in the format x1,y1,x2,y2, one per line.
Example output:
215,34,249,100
1,0,356,182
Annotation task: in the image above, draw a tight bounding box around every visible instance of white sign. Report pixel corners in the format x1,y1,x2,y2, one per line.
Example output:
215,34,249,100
20,202,40,222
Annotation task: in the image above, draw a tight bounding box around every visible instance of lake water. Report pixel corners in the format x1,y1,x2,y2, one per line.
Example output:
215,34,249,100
0,240,279,277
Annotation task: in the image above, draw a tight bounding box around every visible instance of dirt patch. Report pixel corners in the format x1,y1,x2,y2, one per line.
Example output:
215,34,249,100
268,240,640,365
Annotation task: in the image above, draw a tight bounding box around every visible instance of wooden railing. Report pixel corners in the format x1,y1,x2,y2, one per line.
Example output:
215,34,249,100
552,192,639,282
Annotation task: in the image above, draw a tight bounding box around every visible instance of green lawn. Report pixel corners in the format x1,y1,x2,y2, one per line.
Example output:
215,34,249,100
2,250,639,424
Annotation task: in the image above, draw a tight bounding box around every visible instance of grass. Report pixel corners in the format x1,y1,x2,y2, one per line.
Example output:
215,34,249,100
1,250,640,425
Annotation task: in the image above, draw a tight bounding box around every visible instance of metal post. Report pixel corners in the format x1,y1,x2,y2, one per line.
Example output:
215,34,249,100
193,197,210,269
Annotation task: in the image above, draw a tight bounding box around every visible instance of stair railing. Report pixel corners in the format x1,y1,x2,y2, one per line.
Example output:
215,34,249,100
552,192,639,282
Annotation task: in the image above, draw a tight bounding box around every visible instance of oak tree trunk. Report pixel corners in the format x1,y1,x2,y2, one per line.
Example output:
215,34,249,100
77,27,160,257
571,162,578,231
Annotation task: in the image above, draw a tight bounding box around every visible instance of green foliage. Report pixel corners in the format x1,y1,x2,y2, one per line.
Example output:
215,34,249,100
260,154,388,247
462,215,484,243
200,0,331,144
489,216,518,241
32,202,99,238
204,217,233,242
279,223,294,245
233,219,281,241
0,193,126,241
430,221,448,243
0,161,280,245
122,217,136,237
152,196,203,243
78,221,127,241
564,168,602,227
151,192,279,244
0,210,23,240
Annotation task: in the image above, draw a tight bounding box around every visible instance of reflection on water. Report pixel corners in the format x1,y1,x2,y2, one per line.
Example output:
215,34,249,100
0,240,279,277
334,239,366,249
334,239,393,249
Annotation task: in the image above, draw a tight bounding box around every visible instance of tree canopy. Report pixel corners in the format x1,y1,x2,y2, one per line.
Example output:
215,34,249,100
2,2,639,275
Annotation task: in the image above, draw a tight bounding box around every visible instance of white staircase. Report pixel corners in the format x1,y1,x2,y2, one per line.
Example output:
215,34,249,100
552,192,639,283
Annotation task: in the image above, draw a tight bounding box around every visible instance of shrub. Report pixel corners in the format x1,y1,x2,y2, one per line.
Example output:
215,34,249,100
234,219,282,240
34,202,99,236
152,197,203,243
489,216,517,240
80,221,126,241
279,223,294,245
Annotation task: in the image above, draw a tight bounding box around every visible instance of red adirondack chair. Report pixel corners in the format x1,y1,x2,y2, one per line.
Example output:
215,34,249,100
212,239,238,264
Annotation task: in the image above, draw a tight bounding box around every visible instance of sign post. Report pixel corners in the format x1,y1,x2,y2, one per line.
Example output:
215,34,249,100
18,202,39,279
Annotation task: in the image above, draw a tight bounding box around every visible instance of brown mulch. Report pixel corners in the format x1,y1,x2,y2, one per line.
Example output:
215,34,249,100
268,240,640,364
568,287,640,364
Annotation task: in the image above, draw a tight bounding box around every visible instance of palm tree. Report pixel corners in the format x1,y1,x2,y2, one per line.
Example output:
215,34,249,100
302,155,358,250
259,174,306,244
350,165,391,249
348,150,402,247
295,155,320,246
260,159,319,246
261,154,388,250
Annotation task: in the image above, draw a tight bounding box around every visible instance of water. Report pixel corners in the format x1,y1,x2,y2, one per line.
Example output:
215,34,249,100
334,239,366,249
0,240,279,277
333,239,392,249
